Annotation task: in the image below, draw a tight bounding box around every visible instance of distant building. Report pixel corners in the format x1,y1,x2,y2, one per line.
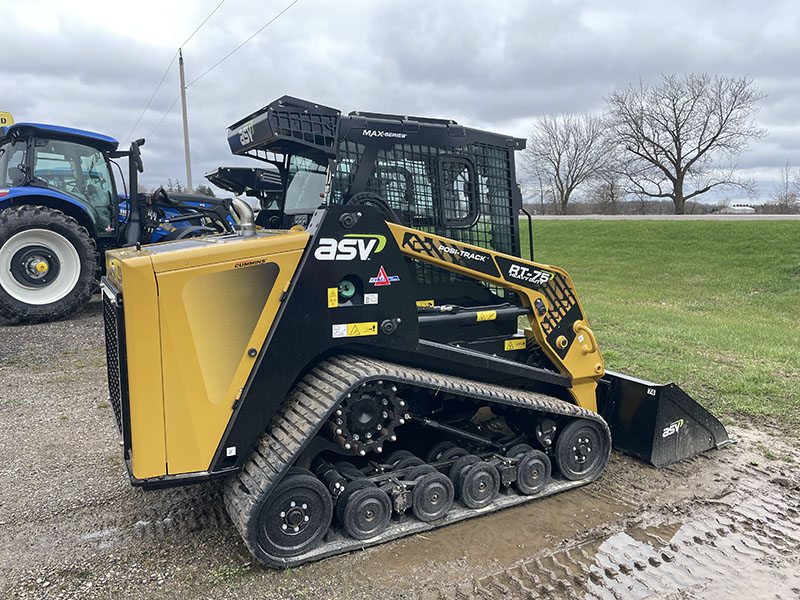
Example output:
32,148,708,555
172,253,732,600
725,204,756,214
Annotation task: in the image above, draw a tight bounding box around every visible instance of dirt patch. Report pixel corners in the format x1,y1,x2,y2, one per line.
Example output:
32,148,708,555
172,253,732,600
1,304,799,599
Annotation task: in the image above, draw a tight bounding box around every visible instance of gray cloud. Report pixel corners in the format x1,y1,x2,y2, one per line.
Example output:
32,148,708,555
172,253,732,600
4,0,799,200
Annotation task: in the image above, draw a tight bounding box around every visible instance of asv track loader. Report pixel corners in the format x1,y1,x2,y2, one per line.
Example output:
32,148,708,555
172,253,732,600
102,97,729,567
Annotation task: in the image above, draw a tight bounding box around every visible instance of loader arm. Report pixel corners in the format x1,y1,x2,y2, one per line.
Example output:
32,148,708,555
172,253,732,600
387,223,604,412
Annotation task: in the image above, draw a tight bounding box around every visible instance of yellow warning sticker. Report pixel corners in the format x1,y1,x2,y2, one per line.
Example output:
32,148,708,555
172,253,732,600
327,287,338,308
504,338,527,351
416,300,434,307
332,322,378,339
476,310,497,322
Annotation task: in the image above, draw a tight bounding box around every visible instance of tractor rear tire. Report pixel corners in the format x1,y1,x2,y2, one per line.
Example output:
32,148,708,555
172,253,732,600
0,206,98,324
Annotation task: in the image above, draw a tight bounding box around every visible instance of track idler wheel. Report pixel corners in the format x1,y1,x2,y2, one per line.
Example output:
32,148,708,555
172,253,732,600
554,419,610,481
338,481,392,540
411,472,454,522
458,461,500,509
255,473,333,559
514,450,551,495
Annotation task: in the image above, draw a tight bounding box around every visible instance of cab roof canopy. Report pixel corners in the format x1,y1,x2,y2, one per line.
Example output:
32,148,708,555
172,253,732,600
1,122,119,153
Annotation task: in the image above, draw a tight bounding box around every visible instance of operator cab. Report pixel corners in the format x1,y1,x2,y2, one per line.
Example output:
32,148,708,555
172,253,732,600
0,123,120,236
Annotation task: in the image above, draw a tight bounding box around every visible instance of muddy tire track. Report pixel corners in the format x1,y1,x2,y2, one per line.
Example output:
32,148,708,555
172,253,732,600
467,467,800,599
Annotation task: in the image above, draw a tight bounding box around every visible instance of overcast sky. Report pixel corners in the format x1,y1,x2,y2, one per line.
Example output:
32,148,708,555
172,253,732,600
4,0,799,203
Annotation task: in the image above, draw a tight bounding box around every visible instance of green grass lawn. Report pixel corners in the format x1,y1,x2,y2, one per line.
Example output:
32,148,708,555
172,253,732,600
520,220,800,430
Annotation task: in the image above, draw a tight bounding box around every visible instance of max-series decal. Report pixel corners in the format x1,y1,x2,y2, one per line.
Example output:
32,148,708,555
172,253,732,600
401,232,500,278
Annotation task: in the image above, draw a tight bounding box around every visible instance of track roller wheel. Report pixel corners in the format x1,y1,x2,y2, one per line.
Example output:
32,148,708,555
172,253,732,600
394,456,425,471
449,454,480,490
514,450,551,495
335,479,375,525
438,446,470,474
554,419,610,481
255,473,333,559
340,485,392,540
386,450,415,466
505,443,535,459
412,472,454,522
407,464,437,480
426,441,457,463
458,461,500,509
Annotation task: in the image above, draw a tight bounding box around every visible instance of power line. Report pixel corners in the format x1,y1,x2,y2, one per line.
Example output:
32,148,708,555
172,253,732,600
180,0,227,47
121,0,227,145
146,95,181,141
147,0,301,141
187,0,300,87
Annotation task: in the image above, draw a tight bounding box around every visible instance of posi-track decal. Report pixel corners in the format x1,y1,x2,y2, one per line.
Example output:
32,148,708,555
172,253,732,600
401,232,500,277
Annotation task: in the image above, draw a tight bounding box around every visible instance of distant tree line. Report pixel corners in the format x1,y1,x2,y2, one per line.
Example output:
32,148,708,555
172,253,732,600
519,73,795,215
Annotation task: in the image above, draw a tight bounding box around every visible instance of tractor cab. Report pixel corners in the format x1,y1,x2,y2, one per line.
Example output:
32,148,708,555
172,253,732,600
0,123,121,238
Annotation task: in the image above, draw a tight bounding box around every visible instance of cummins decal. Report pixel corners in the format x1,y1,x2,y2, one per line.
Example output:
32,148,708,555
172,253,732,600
401,232,500,277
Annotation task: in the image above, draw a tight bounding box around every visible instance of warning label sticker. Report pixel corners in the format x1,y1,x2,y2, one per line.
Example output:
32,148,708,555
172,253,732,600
332,322,378,338
416,299,434,307
504,338,527,351
476,310,497,322
327,287,338,308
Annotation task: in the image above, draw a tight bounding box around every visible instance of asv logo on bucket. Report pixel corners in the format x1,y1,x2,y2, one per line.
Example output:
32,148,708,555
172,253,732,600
314,235,386,261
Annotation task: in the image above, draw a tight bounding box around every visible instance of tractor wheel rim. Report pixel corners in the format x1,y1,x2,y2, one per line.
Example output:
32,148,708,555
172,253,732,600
0,229,80,305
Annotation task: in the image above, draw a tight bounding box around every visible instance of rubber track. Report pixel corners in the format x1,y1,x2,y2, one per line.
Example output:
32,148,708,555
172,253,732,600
224,354,611,568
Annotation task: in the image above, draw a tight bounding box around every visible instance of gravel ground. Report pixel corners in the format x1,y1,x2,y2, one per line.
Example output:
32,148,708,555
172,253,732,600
1,297,798,599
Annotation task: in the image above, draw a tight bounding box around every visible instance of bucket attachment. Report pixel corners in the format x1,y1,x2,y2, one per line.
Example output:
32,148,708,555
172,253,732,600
597,371,731,468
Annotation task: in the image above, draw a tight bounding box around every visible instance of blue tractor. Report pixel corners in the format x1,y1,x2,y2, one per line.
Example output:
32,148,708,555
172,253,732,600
0,122,237,323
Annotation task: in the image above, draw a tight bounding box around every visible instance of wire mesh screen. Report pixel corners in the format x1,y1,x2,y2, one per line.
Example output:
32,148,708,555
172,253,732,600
330,139,520,299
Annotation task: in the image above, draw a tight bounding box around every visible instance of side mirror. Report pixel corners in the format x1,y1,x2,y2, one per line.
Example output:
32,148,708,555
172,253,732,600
130,138,145,173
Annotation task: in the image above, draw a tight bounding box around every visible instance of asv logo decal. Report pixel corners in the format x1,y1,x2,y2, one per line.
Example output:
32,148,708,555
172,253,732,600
238,121,255,147
661,419,685,438
314,234,386,261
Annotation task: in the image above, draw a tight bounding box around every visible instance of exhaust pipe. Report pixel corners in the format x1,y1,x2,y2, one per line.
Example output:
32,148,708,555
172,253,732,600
232,197,256,237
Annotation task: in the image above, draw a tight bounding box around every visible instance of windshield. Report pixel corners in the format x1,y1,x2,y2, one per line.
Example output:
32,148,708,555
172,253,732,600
284,155,327,212
33,138,115,228
0,140,27,187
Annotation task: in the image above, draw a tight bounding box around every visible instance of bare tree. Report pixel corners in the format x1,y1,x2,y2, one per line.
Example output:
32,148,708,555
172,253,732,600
606,74,766,214
588,154,627,214
520,113,611,214
772,162,799,211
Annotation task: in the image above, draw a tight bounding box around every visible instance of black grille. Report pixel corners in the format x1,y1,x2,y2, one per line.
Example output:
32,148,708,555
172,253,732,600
102,279,129,445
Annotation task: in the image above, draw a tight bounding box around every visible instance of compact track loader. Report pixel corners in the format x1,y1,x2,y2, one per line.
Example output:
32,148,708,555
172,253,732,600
102,97,729,567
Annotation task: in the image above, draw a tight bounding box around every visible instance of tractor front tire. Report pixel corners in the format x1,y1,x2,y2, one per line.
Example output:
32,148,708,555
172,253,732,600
0,206,99,324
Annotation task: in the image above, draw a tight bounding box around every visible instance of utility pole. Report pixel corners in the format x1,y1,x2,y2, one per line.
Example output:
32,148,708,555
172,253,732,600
178,48,193,193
